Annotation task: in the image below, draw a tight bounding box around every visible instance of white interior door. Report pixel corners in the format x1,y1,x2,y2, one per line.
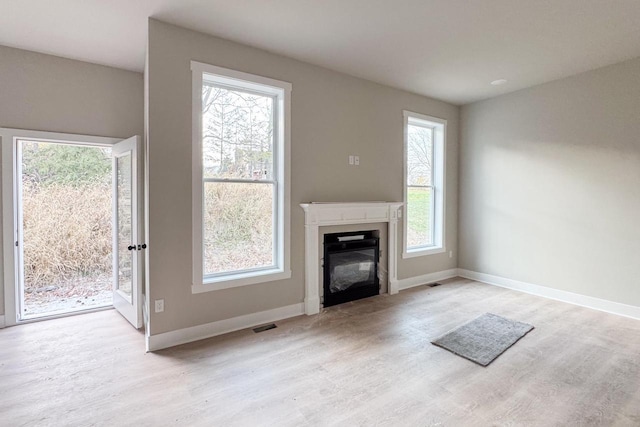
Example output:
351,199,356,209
112,136,144,328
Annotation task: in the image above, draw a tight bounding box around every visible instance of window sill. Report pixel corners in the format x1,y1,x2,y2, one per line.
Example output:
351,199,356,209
192,269,292,294
402,246,445,259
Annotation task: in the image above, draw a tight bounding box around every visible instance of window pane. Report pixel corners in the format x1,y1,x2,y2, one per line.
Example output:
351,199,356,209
204,181,274,275
202,84,274,180
407,124,433,186
407,186,433,248
117,153,133,298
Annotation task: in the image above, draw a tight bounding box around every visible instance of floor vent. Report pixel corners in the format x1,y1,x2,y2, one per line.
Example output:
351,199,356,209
253,324,277,333
429,283,442,287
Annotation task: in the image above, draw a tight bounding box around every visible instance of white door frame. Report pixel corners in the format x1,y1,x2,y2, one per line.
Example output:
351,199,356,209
1,128,122,326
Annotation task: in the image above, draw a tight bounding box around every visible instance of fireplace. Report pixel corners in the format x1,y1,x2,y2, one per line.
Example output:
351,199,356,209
300,202,403,315
323,230,380,307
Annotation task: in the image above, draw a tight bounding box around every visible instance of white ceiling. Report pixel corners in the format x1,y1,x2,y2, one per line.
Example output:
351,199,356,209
2,0,640,105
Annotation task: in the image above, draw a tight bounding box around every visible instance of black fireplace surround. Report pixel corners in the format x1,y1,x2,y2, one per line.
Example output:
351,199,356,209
323,230,380,307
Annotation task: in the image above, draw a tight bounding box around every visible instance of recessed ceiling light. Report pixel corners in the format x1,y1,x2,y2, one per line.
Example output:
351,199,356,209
491,79,508,86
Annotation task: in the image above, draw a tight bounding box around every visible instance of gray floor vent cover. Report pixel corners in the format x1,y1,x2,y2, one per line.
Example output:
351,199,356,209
253,324,277,333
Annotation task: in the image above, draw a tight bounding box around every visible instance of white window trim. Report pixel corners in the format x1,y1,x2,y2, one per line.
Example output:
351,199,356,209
191,61,291,293
402,111,446,259
0,128,121,327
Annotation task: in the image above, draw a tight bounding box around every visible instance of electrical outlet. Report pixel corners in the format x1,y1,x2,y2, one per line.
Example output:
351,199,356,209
449,251,453,258
354,156,360,166
155,299,164,313
348,155,354,165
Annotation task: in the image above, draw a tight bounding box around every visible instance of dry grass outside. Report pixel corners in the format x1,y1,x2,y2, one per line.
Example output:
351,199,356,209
22,165,275,310
204,182,274,274
22,182,113,291
23,175,274,302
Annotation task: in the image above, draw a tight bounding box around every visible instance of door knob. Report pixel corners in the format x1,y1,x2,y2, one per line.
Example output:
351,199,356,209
127,245,135,251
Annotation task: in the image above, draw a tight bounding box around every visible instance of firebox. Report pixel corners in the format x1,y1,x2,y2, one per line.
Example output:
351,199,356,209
323,230,380,307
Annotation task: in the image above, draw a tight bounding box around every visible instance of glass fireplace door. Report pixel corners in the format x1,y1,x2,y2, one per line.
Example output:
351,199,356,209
328,249,376,293
323,231,380,307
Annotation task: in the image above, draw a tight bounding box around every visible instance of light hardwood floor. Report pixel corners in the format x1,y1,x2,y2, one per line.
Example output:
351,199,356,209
1,278,640,426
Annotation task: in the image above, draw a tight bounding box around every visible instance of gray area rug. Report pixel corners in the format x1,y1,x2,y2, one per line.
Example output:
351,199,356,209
431,313,534,366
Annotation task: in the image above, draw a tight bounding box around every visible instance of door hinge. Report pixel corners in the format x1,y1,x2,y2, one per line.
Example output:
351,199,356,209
15,241,18,247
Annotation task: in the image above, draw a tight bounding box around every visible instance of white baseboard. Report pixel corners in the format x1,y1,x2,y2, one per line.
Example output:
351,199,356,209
398,268,458,291
148,267,640,351
147,268,456,350
458,269,640,320
147,303,305,351
0,315,5,328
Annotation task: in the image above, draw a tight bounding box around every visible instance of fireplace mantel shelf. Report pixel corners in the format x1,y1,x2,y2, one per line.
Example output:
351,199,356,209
300,202,403,315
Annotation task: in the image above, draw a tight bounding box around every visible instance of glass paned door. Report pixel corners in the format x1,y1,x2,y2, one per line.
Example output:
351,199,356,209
112,136,143,328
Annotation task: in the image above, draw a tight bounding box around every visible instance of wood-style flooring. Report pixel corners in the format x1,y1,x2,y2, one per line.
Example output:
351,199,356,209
1,278,640,426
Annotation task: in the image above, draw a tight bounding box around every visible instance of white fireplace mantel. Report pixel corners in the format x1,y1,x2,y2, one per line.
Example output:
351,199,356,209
300,202,403,315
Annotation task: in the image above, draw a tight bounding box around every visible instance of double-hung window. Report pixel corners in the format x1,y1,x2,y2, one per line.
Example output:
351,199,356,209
403,111,446,257
191,62,291,292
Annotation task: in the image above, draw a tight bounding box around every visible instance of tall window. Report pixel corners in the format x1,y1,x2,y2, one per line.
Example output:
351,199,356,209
403,111,446,257
192,62,291,291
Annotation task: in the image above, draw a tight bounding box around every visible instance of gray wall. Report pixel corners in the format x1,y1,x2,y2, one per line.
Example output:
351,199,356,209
147,20,459,335
0,45,144,316
460,57,640,307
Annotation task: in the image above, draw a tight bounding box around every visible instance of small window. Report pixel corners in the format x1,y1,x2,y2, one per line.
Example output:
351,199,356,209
403,111,446,257
192,62,291,292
